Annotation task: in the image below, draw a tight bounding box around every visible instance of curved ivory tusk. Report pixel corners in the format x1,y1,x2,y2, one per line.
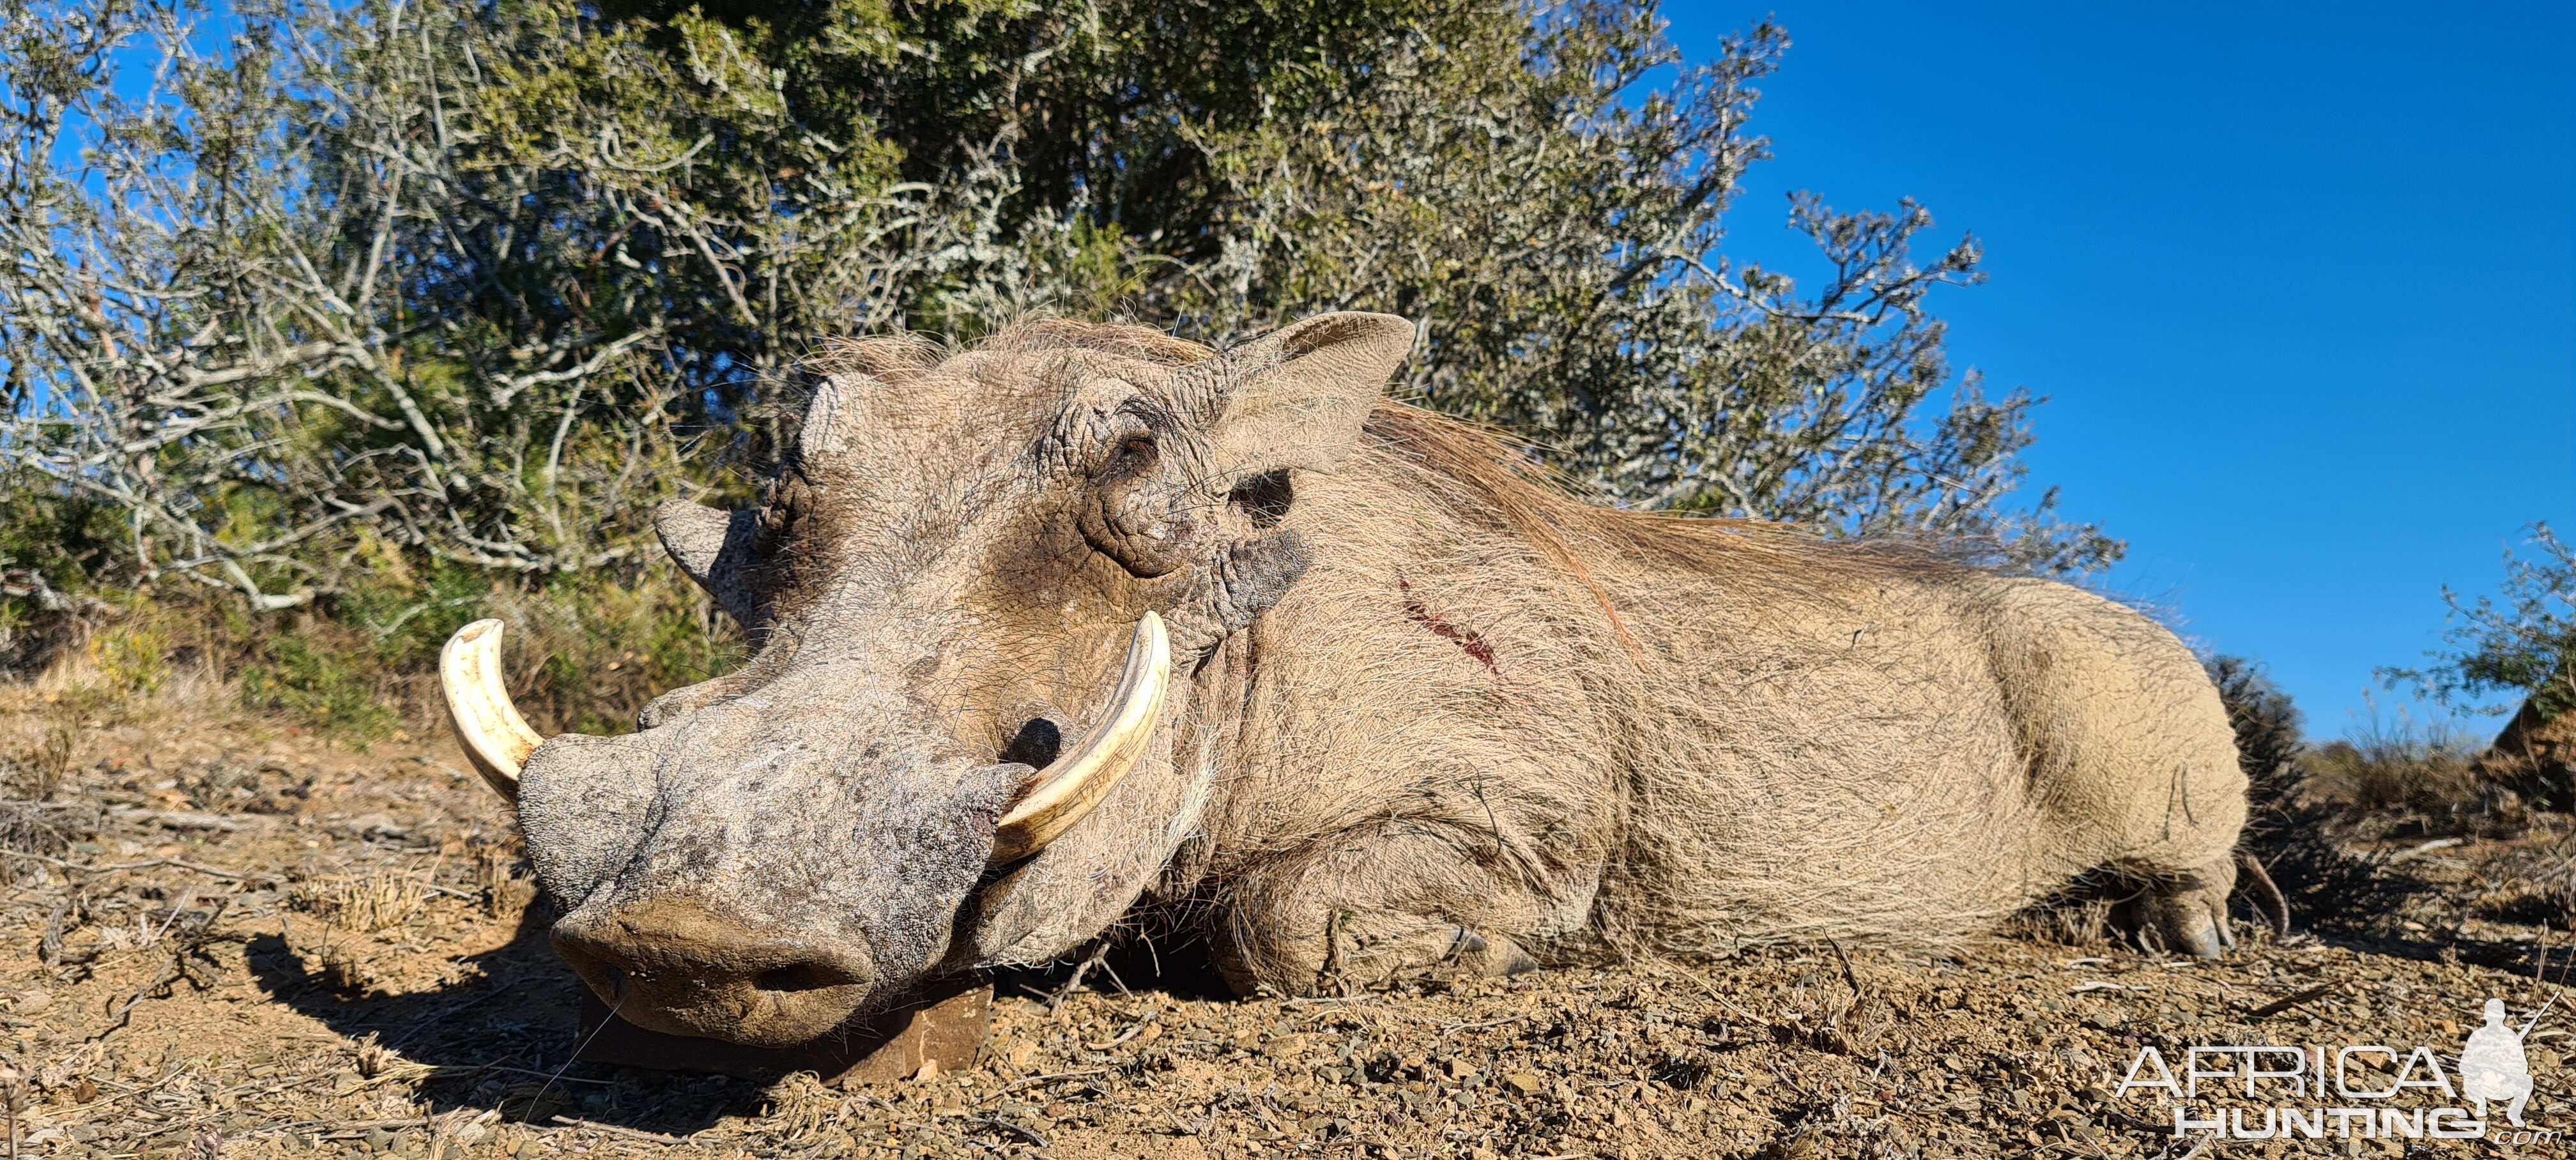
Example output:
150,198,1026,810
441,619,544,801
990,612,1172,862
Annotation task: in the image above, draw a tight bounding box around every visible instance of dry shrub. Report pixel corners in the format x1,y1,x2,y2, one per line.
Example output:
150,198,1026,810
289,871,431,934
317,942,369,992
0,802,98,885
1,719,73,799
2474,832,2576,927
2002,898,2116,950
762,1071,849,1147
352,1033,394,1080
475,572,742,737
12,565,736,749
1818,997,1890,1056
0,715,89,884
2302,722,2485,816
471,839,534,920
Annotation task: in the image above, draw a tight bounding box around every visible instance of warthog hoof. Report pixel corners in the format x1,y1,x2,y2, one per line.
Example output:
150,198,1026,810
2142,857,2239,959
1444,927,1540,977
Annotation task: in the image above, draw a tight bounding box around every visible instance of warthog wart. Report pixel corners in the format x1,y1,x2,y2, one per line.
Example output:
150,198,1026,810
441,312,2255,1047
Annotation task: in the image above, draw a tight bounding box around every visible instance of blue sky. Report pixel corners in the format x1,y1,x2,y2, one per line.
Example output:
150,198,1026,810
1660,1,2575,738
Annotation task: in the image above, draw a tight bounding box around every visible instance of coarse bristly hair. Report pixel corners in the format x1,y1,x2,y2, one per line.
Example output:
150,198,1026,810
755,319,2250,979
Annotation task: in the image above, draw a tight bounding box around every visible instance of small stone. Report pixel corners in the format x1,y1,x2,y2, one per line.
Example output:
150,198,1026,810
335,812,410,841
14,991,50,1015
1505,1072,1544,1095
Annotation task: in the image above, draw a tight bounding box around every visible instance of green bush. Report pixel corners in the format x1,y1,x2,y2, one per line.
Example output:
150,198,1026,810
2382,523,2574,723
502,572,744,737
240,631,401,741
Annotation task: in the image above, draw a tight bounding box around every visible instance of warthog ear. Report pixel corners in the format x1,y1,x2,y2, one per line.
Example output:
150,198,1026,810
795,372,874,457
654,499,770,629
656,500,732,580
1199,312,1415,482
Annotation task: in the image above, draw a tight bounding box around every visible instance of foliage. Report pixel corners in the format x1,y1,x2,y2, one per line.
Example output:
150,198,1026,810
2380,523,2575,722
0,0,2120,727
2205,655,2303,814
240,630,401,739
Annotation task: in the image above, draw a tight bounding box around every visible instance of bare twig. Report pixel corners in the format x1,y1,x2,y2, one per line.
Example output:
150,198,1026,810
549,1116,692,1146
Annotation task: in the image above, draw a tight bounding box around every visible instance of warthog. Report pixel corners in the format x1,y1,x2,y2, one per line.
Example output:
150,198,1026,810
442,313,2257,1048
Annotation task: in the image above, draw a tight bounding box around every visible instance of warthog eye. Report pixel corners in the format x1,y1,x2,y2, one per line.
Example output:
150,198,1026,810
1111,434,1158,477
999,718,1062,768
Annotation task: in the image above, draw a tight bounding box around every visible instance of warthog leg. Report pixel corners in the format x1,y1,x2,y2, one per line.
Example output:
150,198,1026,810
1208,830,1572,997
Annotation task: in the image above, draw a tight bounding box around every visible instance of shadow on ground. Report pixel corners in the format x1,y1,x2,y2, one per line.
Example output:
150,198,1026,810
243,904,769,1135
234,904,1245,1138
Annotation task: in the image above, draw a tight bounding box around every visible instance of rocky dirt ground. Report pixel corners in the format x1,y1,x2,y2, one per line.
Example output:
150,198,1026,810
1,695,2571,1159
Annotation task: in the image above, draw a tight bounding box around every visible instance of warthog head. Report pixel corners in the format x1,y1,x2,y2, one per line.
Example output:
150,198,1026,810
440,313,1414,1045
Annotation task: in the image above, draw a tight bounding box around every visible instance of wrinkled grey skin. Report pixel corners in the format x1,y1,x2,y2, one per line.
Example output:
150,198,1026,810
517,311,2252,1049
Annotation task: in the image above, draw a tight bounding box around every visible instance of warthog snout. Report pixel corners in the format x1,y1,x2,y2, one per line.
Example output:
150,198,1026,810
551,897,877,1047
456,614,1173,1047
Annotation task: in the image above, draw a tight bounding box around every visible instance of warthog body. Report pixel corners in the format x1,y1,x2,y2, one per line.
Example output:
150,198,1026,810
498,314,2248,1046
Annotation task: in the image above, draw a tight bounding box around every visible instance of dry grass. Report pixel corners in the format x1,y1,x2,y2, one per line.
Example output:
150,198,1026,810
1998,898,2116,950
470,839,534,920
289,869,434,935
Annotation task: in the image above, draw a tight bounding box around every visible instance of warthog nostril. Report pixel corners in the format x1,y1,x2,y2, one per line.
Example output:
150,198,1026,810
999,718,1062,768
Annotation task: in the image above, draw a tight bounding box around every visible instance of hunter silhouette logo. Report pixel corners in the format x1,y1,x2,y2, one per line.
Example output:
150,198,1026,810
2460,995,2550,1127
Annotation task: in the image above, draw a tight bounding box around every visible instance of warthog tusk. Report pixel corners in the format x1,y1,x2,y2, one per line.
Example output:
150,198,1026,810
441,619,543,800
990,612,1172,862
